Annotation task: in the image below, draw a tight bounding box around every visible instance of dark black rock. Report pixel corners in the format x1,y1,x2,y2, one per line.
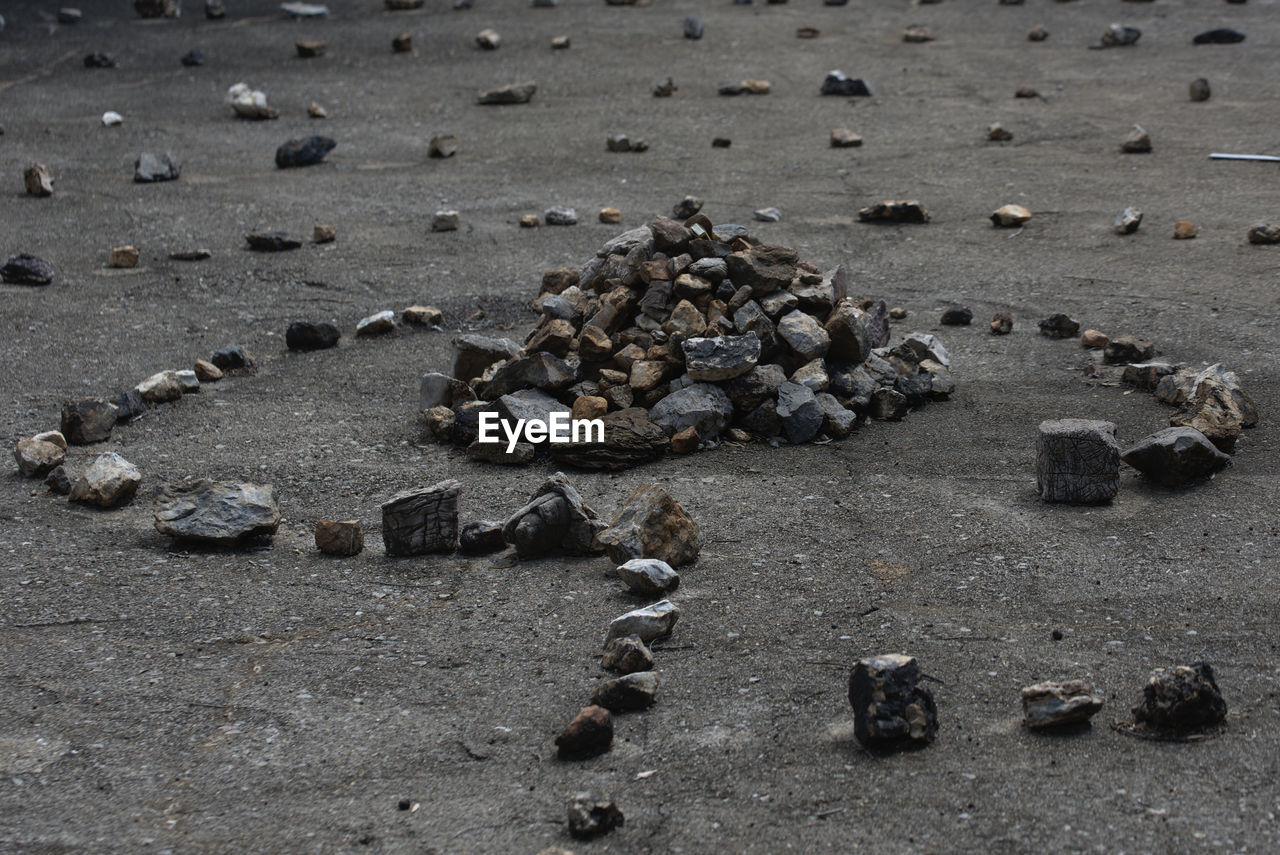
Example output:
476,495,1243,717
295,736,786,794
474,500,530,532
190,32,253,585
868,300,890,347
683,16,703,39
1104,335,1155,365
940,306,973,325
712,137,731,148
567,792,624,839
821,71,872,97
459,520,506,554
45,465,73,495
84,52,116,68
180,49,205,67
775,381,823,443
245,232,302,252
1131,663,1227,733
590,672,659,712
58,9,83,23
112,388,145,421
848,654,938,747
134,152,181,182
205,0,225,18
286,321,341,351
1,254,54,286
894,372,933,403
673,195,703,220
210,345,250,370
1193,28,1245,45
555,706,613,760
275,136,336,168
60,398,118,445
1038,313,1080,339
1121,426,1230,486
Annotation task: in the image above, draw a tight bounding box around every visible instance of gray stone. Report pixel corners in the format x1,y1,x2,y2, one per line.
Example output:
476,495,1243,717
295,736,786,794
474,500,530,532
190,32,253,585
551,408,667,471
733,300,781,355
13,437,66,478
431,210,459,232
567,792,624,839
688,257,727,281
776,381,823,444
1120,124,1151,153
777,310,830,361
494,388,571,431
599,484,701,567
790,359,829,393
848,654,938,746
71,456,141,508
1122,427,1229,486
591,671,659,713
452,333,520,382
476,81,536,105
1114,207,1143,235
502,472,607,558
1035,418,1121,504
134,152,181,182
45,465,73,495
1022,681,1105,729
759,288,799,318
815,392,857,439
824,301,873,363
1170,364,1258,452
380,479,460,555
1038,313,1080,339
419,373,476,411
1101,24,1142,47
725,244,798,297
869,388,909,421
683,15,703,39
135,370,185,404
60,398,118,445
605,599,681,644
356,310,396,336
275,136,336,168
1131,663,1227,734
682,335,760,381
828,364,876,410
726,363,785,413
154,480,281,543
1122,362,1177,391
899,332,950,367
616,557,680,595
459,520,506,554
754,207,781,223
467,439,536,465
428,135,458,158
602,634,654,674
649,383,733,439
481,352,576,399
545,206,578,226
1,254,54,286
1104,335,1156,365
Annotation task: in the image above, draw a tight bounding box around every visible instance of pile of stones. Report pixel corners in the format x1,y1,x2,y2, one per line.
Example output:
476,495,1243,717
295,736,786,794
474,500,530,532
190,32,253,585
421,215,953,469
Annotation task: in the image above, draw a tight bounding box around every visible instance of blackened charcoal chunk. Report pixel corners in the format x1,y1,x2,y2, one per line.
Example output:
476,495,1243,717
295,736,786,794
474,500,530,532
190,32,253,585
848,654,938,747
1,254,54,285
245,232,301,251
1037,313,1079,339
211,345,251,370
286,321,341,351
1193,28,1244,45
1132,663,1227,734
459,520,505,554
275,136,336,168
821,71,872,96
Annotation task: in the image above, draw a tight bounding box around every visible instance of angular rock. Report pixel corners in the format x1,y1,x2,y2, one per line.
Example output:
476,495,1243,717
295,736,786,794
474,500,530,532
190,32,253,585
1035,418,1120,504
136,370,185,404
356,310,396,336
616,557,680,596
1021,680,1105,729
545,206,578,226
990,312,1013,335
824,301,873,363
419,373,474,411
13,437,65,478
1169,364,1258,452
452,333,519,382
45,465,73,495
567,792,624,839
848,654,938,747
551,408,667,470
673,195,703,220
211,346,250,371
591,672,659,713
467,438,535,465
477,82,537,105
315,519,364,555
403,305,444,326
246,232,301,251
816,392,857,438
108,246,139,268
1131,663,1227,734
605,599,681,644
1037,313,1080,339
777,310,830,361
154,480,281,543
821,71,872,97
1081,329,1109,349
312,224,336,243
649,383,733,440
459,520,506,554
134,152,181,182
1104,335,1155,365
475,28,500,49
380,480,460,556
682,335,760,382
67,452,139,509
555,706,613,760
987,123,1013,141
831,128,863,148
431,210,460,232
24,163,53,197
1,254,54,286
991,204,1031,227
287,321,340,351
858,201,931,224
600,484,701,567
1100,24,1141,47
275,136,336,168
1121,426,1229,486
1246,223,1280,245
1120,125,1151,153
61,398,118,445
776,381,823,444
296,39,327,58
602,635,653,675
503,472,606,558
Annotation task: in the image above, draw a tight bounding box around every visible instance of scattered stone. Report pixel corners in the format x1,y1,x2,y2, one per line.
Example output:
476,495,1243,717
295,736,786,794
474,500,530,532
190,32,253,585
1189,77,1210,102
940,307,973,326
475,28,500,50
170,248,211,261
136,370,185,404
991,204,1030,227
459,520,505,554
134,152,181,182
308,102,327,118
1022,681,1104,729
193,359,222,382
1130,663,1227,735
1035,418,1120,504
555,706,613,760
990,312,1013,335
69,453,140,509
296,40,327,58
24,163,53,197
797,26,820,39
392,32,413,52
902,24,935,43
1081,329,1109,349
403,305,443,326
206,0,224,18
380,480,460,556
177,49,204,67
616,557,680,596
684,16,703,39
830,128,862,148
503,472,607,558
551,35,570,49
1169,364,1257,452
13,436,65,478
821,71,872,97
228,83,278,120
519,213,541,228
356,310,396,336
1173,221,1197,240
1038,313,1079,339
673,196,703,219
987,123,1013,141
61,398,117,445
107,245,139,268
1121,426,1229,486
58,8,83,23
889,306,907,320
653,77,676,97
1246,223,1280,245
740,79,771,95
135,0,179,16
312,224,336,244
1100,24,1141,47
858,201,931,224
1028,25,1048,41
1120,125,1151,154
2,254,55,286
848,654,938,747
45,466,73,495
545,206,578,226
599,207,622,224
428,135,458,158
567,792,624,839
103,110,124,125
602,635,653,674
754,207,781,223
1104,335,1155,364
84,53,116,68
246,232,301,251
315,520,364,555
211,346,250,371
275,136,336,168
1194,28,1245,45
477,82,537,105
467,438,535,465
605,599,681,644
591,672,659,713
432,210,460,232
287,321,340,351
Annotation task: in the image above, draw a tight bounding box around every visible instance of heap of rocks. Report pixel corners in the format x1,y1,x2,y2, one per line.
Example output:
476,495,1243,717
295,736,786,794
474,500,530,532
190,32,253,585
420,216,952,469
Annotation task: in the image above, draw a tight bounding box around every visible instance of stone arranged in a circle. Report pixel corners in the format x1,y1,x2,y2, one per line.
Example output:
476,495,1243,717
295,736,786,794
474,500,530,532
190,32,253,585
1121,426,1229,486
381,479,461,556
1035,418,1121,504
502,472,607,558
1037,313,1079,339
68,452,140,508
459,520,505,554
858,200,931,224
567,792,624,840
2,253,54,285
602,634,653,674
287,321,340,351
154,480,281,544
1021,680,1104,729
246,232,302,251
13,434,66,478
1130,663,1227,734
555,705,613,760
275,136,336,168
821,71,872,96
605,599,680,644
61,398,118,445
848,654,938,747
590,671,659,713
316,519,364,555
476,82,536,105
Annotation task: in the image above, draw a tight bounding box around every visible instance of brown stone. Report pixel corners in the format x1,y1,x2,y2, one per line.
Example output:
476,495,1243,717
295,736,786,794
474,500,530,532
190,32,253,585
555,705,613,760
599,207,621,224
670,426,700,454
193,359,223,382
520,214,541,228
987,123,1013,141
1081,329,1109,348
526,318,575,358
108,245,140,268
316,519,364,556
572,395,608,422
990,312,1013,335
313,224,336,243
830,128,862,148
597,483,701,567
578,325,613,363
24,163,53,197
541,267,579,295
1173,221,1198,240
403,305,444,326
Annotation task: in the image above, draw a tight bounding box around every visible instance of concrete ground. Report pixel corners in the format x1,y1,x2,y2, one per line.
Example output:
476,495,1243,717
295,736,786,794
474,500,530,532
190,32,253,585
1,0,1277,852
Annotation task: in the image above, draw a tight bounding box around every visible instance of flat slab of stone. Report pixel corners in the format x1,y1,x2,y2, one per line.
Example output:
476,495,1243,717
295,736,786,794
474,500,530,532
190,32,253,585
154,480,281,544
